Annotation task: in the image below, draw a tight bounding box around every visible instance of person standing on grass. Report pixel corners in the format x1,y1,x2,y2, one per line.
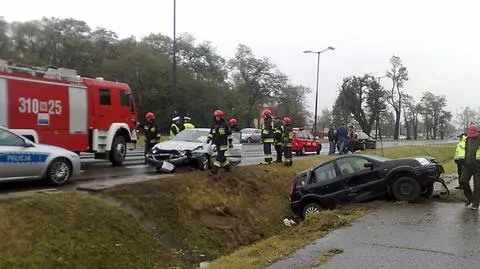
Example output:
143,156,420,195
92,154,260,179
327,125,336,155
336,123,348,155
454,133,467,189
460,124,480,210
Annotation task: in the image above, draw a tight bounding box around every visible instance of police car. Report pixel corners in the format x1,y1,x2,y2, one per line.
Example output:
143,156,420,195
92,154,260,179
0,126,81,185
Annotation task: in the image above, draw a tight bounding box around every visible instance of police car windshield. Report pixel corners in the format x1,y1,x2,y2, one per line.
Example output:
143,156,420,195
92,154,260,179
172,129,210,143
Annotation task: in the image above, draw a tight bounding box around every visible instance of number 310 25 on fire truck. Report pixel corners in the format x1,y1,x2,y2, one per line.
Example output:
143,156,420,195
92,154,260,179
0,59,139,166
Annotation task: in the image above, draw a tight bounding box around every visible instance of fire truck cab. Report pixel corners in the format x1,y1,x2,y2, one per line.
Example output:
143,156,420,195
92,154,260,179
0,59,138,166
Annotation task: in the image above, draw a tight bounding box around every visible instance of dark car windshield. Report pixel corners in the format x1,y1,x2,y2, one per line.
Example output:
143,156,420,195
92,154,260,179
171,129,210,143
356,132,370,139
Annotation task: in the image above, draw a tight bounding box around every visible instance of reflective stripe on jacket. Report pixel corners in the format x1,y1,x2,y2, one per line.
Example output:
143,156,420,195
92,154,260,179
261,116,274,143
170,123,180,137
208,119,231,147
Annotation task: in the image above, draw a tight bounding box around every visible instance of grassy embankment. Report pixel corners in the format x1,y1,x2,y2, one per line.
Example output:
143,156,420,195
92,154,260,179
0,145,455,268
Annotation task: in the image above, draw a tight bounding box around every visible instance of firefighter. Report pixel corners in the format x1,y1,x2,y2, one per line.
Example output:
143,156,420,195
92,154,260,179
207,109,232,174
454,133,467,189
228,118,240,148
143,112,161,164
229,118,240,132
274,117,284,163
183,117,195,129
261,109,274,164
170,116,183,138
282,116,294,166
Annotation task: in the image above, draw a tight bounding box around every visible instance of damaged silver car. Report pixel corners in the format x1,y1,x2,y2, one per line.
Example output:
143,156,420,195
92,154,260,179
146,128,242,172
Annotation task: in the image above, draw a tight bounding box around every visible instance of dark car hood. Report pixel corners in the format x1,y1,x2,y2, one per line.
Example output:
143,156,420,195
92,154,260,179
382,156,433,167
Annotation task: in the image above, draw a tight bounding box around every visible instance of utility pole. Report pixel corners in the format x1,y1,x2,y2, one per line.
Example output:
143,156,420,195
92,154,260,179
303,47,335,136
172,0,177,117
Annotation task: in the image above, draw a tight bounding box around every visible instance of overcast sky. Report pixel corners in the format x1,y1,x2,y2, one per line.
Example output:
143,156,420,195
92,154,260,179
3,0,479,117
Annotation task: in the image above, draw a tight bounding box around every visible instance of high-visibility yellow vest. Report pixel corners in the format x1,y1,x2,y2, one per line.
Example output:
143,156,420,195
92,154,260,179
455,135,466,160
170,123,180,137
184,123,195,129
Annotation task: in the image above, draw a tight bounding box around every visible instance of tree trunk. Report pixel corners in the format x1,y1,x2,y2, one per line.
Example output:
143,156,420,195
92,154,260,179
394,109,401,140
413,115,418,140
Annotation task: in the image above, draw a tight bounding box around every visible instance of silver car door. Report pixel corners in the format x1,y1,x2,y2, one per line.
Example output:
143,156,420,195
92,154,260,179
0,128,45,180
226,132,243,158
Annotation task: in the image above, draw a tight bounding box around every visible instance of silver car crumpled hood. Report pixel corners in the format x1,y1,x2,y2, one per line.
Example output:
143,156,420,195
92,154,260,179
153,140,206,152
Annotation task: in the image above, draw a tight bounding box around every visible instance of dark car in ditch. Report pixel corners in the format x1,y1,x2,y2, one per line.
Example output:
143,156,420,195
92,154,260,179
289,154,446,219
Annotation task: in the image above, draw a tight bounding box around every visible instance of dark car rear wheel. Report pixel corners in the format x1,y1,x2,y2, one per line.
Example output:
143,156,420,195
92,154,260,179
302,203,322,220
421,183,434,198
392,176,421,202
361,142,366,151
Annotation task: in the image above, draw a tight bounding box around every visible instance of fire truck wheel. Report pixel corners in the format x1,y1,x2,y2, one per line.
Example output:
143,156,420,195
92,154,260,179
109,136,127,166
45,158,72,186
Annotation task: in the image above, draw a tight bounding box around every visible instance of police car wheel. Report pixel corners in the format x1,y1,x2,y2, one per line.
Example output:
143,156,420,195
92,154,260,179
45,158,72,186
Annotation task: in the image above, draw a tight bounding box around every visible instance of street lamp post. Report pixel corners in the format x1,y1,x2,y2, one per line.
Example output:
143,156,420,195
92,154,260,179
304,47,335,136
172,0,177,116
375,75,387,140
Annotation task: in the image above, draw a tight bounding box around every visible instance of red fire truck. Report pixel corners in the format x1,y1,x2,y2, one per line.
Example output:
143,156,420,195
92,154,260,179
0,59,138,165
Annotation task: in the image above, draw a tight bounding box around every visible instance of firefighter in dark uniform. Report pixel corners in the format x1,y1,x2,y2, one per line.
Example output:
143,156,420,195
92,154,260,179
207,110,232,174
274,117,284,163
144,112,161,164
261,109,274,164
282,116,294,166
228,118,240,148
229,118,240,132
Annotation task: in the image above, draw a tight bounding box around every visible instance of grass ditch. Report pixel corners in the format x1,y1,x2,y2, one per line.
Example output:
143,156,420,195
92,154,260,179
0,192,184,269
208,208,366,269
102,145,456,267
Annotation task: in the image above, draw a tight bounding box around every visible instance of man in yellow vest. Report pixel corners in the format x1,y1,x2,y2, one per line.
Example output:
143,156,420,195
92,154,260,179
170,116,183,138
454,133,467,189
183,117,195,129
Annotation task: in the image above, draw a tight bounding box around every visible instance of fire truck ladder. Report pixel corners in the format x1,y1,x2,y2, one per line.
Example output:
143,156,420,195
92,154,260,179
0,59,83,83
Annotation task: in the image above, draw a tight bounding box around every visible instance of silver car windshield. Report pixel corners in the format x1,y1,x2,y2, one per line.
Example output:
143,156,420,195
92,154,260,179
172,129,210,143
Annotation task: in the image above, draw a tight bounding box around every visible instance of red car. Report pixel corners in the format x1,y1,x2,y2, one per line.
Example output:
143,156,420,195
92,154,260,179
291,129,322,155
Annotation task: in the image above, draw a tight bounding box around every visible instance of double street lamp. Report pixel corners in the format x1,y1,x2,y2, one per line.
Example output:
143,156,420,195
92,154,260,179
304,46,335,135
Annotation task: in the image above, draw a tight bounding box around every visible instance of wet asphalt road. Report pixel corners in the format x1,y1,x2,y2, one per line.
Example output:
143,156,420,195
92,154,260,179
265,201,480,269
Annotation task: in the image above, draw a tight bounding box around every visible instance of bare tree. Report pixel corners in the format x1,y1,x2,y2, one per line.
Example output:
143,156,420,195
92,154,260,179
386,56,409,140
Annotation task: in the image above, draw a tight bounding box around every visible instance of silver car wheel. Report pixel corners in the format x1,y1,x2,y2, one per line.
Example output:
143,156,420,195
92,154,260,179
202,156,209,170
49,160,71,184
304,204,322,219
